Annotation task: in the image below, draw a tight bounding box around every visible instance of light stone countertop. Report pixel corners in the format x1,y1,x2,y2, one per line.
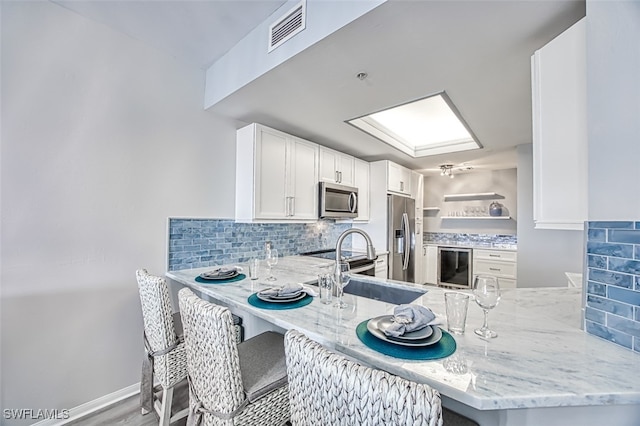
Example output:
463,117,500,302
167,255,640,413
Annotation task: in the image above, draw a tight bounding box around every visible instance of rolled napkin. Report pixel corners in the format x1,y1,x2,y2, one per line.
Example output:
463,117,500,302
259,283,318,298
383,304,442,338
200,266,242,279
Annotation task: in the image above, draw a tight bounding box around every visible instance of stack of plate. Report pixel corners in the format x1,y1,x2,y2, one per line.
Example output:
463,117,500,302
367,315,442,347
199,267,241,281
257,288,306,303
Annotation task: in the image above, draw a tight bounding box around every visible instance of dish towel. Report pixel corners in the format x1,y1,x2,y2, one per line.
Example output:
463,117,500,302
383,304,443,338
258,283,318,298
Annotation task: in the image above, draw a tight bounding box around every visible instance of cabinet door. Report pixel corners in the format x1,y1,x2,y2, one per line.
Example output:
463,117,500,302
337,152,355,186
387,161,411,195
425,245,438,284
254,127,288,219
318,147,338,183
354,158,370,221
375,254,388,279
532,18,586,230
289,138,319,220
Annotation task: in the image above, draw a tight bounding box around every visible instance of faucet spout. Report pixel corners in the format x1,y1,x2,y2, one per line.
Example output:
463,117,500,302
335,228,376,264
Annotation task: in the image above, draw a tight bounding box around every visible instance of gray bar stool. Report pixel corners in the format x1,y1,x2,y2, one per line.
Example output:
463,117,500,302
178,287,290,425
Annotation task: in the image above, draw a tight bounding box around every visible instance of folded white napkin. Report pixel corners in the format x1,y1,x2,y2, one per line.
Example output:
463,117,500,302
383,304,443,338
201,266,242,279
259,283,318,298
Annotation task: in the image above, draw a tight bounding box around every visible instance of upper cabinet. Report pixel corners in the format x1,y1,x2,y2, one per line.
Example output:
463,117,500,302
531,18,587,230
387,161,413,196
354,158,370,221
236,123,318,222
319,147,355,186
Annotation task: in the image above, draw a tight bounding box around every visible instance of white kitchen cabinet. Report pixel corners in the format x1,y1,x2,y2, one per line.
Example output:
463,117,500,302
236,123,318,222
318,146,355,186
531,18,587,230
473,249,517,288
375,254,388,279
354,158,370,221
422,245,438,285
387,161,412,196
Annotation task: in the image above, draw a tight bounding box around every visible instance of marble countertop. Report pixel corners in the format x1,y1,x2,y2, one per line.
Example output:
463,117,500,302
167,256,640,411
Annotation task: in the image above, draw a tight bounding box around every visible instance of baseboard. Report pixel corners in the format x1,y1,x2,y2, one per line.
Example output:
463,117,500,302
31,383,140,426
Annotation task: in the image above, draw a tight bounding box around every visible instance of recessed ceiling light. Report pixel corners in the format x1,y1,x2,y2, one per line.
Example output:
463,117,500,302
346,91,482,158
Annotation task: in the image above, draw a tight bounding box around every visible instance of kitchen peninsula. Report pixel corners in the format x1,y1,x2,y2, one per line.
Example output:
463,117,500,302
167,256,640,426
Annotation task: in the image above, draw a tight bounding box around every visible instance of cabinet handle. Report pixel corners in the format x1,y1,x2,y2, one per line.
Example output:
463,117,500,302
489,267,501,272
339,171,342,183
335,170,339,183
376,258,384,264
400,181,404,192
489,254,500,258
291,197,295,216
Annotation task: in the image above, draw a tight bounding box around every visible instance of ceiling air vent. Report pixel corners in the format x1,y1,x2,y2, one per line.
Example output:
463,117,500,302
268,0,306,52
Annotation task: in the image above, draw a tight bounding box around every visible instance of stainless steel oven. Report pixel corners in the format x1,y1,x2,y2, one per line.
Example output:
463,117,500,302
299,249,375,276
438,246,472,289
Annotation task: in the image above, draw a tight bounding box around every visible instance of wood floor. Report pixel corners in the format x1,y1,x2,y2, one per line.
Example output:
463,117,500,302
67,383,188,426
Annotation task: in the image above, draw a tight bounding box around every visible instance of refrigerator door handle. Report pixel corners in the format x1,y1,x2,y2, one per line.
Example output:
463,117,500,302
402,212,410,270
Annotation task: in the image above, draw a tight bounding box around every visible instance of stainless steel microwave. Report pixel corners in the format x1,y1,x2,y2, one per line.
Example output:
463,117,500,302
319,182,358,219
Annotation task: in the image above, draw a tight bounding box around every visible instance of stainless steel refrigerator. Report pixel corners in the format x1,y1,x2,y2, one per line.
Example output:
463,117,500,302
387,194,416,283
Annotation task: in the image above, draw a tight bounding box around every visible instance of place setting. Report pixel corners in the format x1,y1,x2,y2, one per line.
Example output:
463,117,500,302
195,266,246,284
248,283,317,310
356,304,457,360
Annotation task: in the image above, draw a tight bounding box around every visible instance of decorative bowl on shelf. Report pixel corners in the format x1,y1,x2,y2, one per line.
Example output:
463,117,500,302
489,201,503,217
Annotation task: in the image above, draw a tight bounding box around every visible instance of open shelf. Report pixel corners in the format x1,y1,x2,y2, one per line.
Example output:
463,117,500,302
443,192,504,202
442,216,511,220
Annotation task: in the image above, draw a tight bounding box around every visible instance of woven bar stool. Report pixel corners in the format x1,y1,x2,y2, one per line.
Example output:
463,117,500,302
178,287,290,426
284,329,443,426
136,269,189,426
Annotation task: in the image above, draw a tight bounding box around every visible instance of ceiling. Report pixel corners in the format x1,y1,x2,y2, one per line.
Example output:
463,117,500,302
52,0,288,69
51,0,586,175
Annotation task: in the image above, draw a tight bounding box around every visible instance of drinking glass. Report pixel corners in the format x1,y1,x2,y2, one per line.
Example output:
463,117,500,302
473,275,501,338
266,249,278,281
333,262,351,309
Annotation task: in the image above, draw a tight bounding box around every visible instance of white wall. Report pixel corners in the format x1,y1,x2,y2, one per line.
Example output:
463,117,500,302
422,169,518,235
0,2,237,422
586,0,640,219
516,144,584,287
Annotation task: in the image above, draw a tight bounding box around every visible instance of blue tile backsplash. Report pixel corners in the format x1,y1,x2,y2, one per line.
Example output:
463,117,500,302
423,232,517,247
168,218,352,271
586,221,640,353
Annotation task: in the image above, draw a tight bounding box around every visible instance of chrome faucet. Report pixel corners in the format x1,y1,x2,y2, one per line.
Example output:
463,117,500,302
335,228,377,264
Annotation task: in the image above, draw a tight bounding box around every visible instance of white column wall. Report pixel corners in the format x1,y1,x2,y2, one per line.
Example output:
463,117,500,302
1,2,237,422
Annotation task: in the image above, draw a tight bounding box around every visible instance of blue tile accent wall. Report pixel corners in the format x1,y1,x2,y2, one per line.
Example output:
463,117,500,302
586,221,640,353
168,219,352,271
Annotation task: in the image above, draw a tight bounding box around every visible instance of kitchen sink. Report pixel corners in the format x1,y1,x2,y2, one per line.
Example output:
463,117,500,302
310,277,426,305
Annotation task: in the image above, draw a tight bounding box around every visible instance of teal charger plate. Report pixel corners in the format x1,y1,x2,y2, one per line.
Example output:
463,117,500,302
248,293,313,310
356,320,456,360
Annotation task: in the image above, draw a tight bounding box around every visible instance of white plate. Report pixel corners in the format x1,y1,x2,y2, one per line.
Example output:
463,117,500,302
367,316,442,347
257,289,303,300
375,315,434,341
256,292,306,303
199,271,240,280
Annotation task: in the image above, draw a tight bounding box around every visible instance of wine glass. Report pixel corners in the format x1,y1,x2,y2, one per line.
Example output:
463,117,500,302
266,248,278,281
333,262,351,309
473,275,501,338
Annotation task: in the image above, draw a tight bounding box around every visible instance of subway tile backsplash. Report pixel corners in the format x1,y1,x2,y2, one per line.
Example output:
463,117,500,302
168,218,351,271
586,221,640,353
